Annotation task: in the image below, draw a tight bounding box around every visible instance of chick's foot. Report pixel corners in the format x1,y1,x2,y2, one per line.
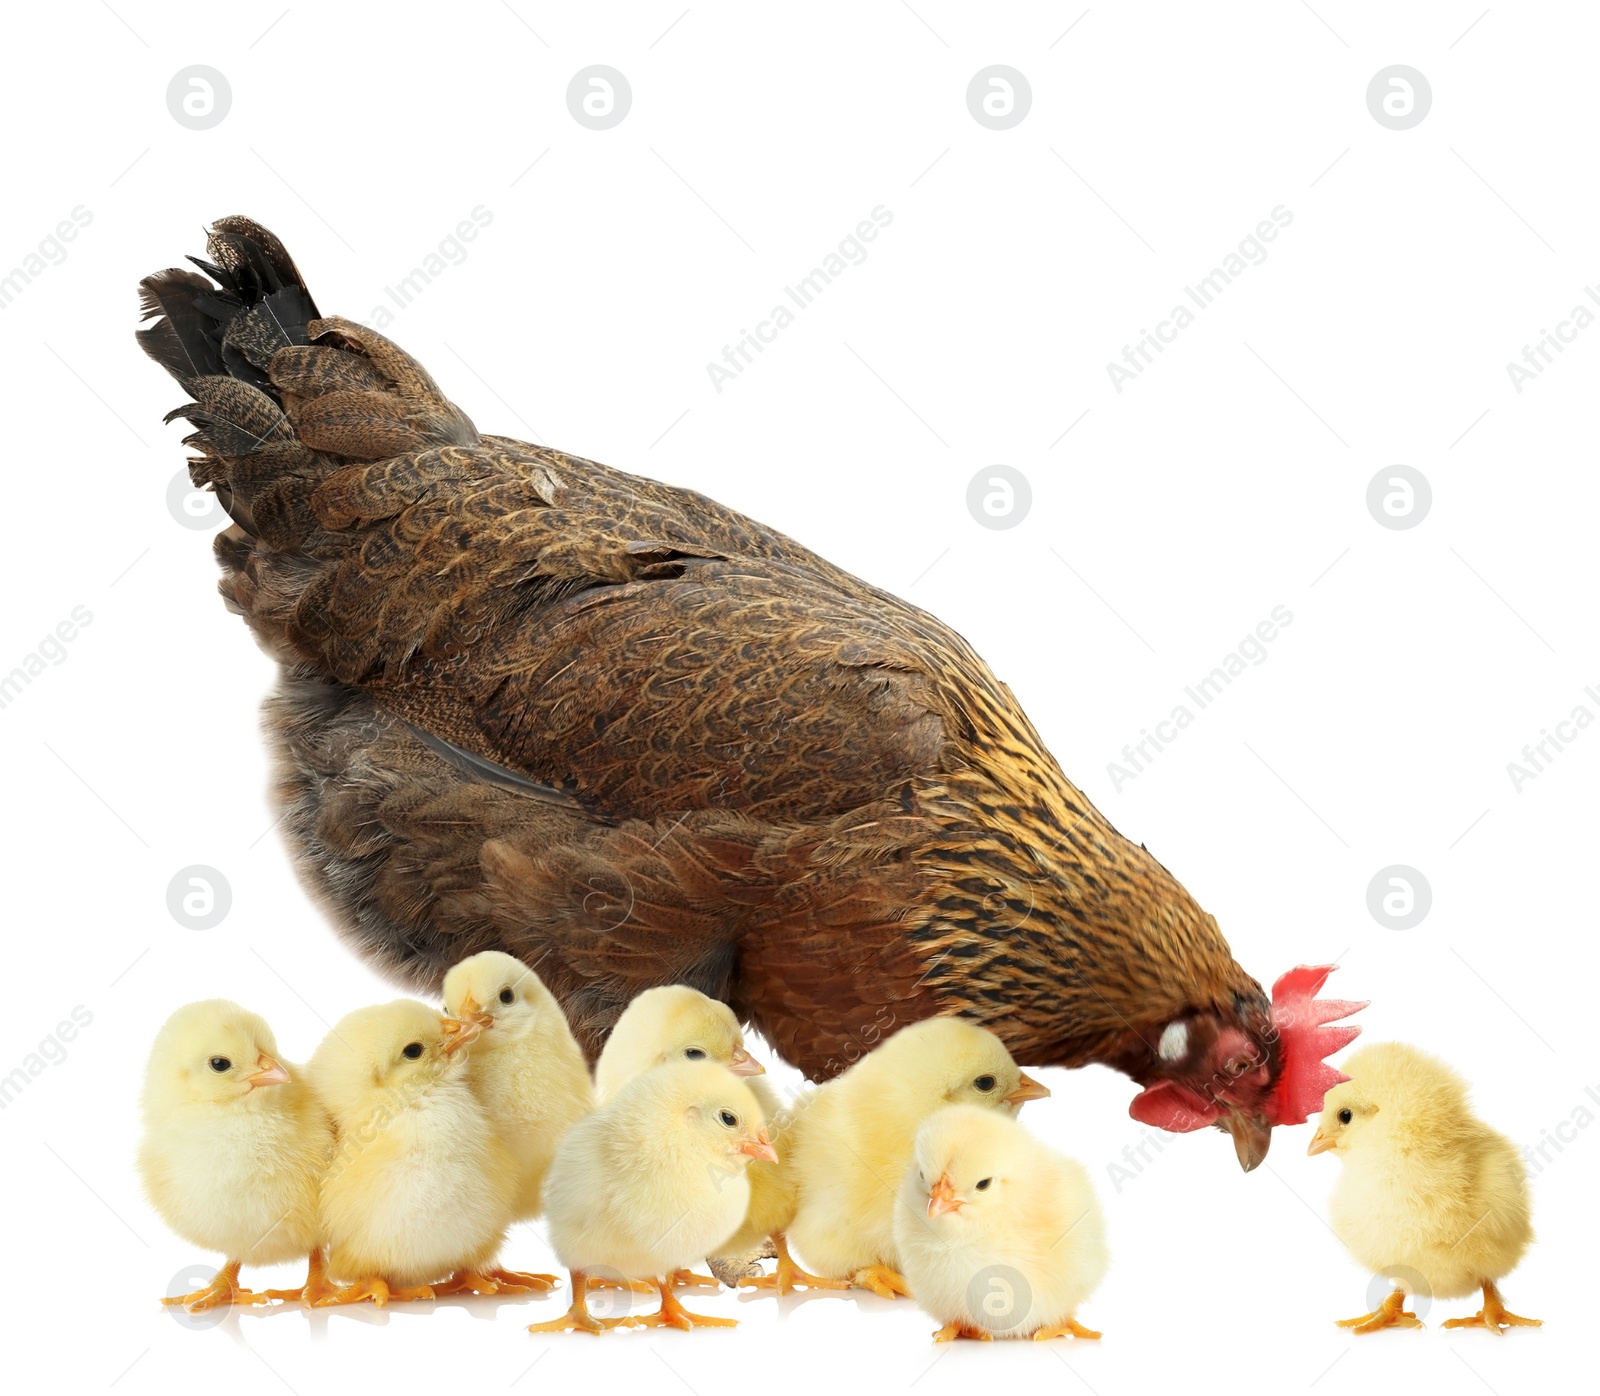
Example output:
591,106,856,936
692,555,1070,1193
628,1279,737,1330
313,1275,435,1307
432,1267,558,1297
162,1260,272,1312
851,1264,912,1300
1336,1289,1424,1334
1443,1281,1542,1334
739,1234,851,1296
261,1250,335,1306
933,1321,992,1342
528,1272,623,1334
1033,1317,1101,1340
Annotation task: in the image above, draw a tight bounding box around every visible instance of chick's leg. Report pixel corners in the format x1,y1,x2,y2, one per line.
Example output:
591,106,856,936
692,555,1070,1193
631,1277,738,1330
431,1267,559,1296
312,1275,435,1307
260,1249,336,1305
933,1321,992,1342
1033,1317,1101,1340
528,1270,618,1334
1442,1280,1543,1333
739,1233,851,1296
1335,1288,1424,1333
162,1259,272,1311
851,1264,912,1300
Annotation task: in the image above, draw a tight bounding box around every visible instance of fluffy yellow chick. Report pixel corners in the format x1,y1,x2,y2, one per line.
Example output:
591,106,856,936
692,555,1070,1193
140,1000,332,1310
894,1105,1107,1341
779,1015,1050,1298
595,984,785,1285
307,999,520,1305
1310,1041,1540,1334
442,950,594,1289
528,1060,777,1333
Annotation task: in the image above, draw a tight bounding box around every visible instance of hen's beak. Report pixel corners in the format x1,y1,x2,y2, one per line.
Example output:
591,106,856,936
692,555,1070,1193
729,1046,766,1077
1005,1072,1050,1106
246,1053,290,1089
927,1172,961,1217
440,1015,479,1055
456,992,495,1032
1307,1128,1335,1156
738,1127,778,1163
1220,1108,1272,1171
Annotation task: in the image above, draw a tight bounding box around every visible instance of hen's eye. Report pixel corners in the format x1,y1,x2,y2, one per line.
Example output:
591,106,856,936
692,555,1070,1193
402,1042,424,1060
718,1110,738,1128
685,1047,706,1060
499,988,515,1004
1338,1108,1352,1125
974,1075,996,1092
208,1057,231,1073
975,1178,992,1191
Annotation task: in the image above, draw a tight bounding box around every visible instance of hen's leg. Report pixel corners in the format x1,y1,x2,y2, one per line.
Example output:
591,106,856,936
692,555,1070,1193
162,1259,271,1311
1443,1280,1542,1333
739,1233,852,1296
1336,1288,1424,1333
312,1275,435,1307
1033,1316,1101,1340
528,1271,619,1334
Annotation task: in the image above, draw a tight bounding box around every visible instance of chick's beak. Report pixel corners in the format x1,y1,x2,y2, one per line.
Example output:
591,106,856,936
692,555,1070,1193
456,992,495,1032
738,1127,778,1163
927,1172,961,1217
1307,1128,1335,1156
729,1046,766,1077
1220,1108,1272,1171
246,1054,290,1089
1005,1072,1051,1106
440,1014,479,1055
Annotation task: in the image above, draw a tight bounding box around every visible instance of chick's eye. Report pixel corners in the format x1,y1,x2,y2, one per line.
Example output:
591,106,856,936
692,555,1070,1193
208,1057,231,1073
975,1178,992,1191
974,1075,996,1092
1338,1108,1352,1125
402,1042,424,1060
498,988,515,1004
685,1047,706,1060
718,1110,738,1128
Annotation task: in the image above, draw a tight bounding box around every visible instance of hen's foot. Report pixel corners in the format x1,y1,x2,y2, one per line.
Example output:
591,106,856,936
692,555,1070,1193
1443,1281,1542,1333
738,1234,851,1296
1337,1289,1424,1334
162,1260,271,1312
1034,1317,1101,1340
312,1275,434,1307
528,1271,622,1334
626,1280,736,1331
934,1321,992,1342
851,1264,912,1300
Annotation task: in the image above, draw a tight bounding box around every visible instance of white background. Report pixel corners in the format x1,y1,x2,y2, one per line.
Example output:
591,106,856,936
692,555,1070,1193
1,3,1594,1394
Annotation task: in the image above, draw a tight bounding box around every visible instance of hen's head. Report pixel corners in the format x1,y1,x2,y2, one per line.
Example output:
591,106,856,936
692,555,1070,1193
1119,965,1365,1170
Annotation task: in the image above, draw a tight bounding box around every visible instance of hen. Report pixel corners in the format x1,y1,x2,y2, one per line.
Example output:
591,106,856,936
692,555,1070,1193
137,217,1359,1169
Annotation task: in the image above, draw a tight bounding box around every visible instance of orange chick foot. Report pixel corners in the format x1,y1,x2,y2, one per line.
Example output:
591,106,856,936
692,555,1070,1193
851,1264,912,1300
934,1321,993,1342
431,1267,557,1297
629,1280,736,1331
1443,1281,1542,1333
313,1275,435,1307
1336,1289,1424,1334
667,1267,720,1290
260,1250,335,1305
527,1272,619,1334
1034,1317,1101,1340
161,1260,272,1312
739,1235,851,1296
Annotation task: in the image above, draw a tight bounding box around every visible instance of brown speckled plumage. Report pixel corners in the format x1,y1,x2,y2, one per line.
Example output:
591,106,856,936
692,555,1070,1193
138,219,1280,1135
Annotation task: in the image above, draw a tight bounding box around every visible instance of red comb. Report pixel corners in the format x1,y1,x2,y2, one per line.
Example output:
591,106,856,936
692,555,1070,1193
1263,964,1366,1126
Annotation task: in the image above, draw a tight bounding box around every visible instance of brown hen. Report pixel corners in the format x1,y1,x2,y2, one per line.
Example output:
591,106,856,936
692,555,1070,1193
138,218,1356,1168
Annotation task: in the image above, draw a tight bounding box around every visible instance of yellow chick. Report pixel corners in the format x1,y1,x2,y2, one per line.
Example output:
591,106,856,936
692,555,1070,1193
139,1000,332,1310
595,984,785,1286
442,950,593,1290
779,1016,1050,1298
1310,1041,1540,1334
306,999,519,1305
894,1104,1107,1341
528,1060,777,1334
